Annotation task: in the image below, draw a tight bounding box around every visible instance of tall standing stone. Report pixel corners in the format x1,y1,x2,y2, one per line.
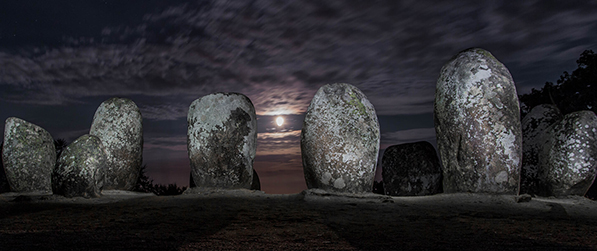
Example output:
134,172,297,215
540,111,597,196
52,134,107,198
187,93,256,189
2,117,56,193
382,141,443,196
520,104,562,195
434,48,522,194
90,97,143,191
301,83,380,193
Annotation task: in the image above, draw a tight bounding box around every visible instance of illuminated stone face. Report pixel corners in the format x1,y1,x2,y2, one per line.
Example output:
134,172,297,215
90,97,143,191
434,48,522,194
2,117,55,193
540,111,597,196
301,83,380,193
187,92,256,189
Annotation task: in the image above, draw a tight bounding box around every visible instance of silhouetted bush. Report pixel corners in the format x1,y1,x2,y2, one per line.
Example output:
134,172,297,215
134,165,186,196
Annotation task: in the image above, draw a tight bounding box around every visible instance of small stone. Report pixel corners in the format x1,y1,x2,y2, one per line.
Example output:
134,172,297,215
52,134,107,198
540,111,597,196
382,141,443,196
90,97,143,191
516,194,532,203
434,48,522,194
520,104,562,195
301,83,380,193
187,93,257,189
2,117,56,193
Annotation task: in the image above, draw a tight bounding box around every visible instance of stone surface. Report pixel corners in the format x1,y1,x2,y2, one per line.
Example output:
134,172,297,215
251,169,261,191
52,134,107,198
301,83,380,193
187,93,257,189
434,48,522,194
0,143,9,193
2,117,56,193
90,97,143,191
382,141,443,196
520,104,562,195
539,111,597,196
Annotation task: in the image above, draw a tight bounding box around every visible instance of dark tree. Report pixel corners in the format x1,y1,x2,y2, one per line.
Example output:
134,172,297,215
134,165,186,196
519,50,597,117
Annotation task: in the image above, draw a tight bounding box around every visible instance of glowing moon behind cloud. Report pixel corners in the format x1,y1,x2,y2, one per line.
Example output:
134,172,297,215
276,116,284,126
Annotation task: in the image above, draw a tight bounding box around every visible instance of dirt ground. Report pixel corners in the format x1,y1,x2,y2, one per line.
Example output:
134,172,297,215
1,189,597,250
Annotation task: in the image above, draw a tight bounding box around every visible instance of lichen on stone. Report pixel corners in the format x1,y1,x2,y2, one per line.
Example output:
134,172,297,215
301,83,380,193
2,117,56,193
434,48,522,194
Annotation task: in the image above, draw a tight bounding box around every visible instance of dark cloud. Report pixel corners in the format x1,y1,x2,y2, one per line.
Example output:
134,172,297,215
2,1,596,115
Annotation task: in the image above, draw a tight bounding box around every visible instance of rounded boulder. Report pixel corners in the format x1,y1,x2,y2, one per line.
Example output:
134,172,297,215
187,93,257,189
301,83,380,193
52,134,107,198
434,48,522,194
2,117,56,193
90,97,143,191
540,111,597,196
382,141,443,196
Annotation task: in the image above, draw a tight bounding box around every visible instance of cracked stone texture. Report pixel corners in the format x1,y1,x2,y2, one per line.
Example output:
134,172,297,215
301,83,380,193
434,48,522,194
187,93,256,189
52,134,107,198
2,117,56,193
90,97,143,191
382,141,443,196
520,104,562,196
539,111,597,196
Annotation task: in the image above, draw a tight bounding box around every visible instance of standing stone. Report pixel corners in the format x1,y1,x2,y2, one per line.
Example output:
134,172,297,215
52,134,107,198
90,97,143,191
0,142,10,193
301,83,380,193
251,169,261,191
434,48,522,194
187,93,256,189
540,111,597,196
2,117,56,193
382,141,443,196
520,104,562,195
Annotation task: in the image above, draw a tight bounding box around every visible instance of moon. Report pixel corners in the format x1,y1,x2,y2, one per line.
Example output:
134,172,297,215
276,116,284,126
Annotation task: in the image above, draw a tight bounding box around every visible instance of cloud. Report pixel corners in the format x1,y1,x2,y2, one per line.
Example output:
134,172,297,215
1,0,596,116
256,130,301,156
140,104,188,121
144,136,187,152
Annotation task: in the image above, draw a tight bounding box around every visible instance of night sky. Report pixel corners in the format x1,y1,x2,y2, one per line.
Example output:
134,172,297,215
1,1,596,194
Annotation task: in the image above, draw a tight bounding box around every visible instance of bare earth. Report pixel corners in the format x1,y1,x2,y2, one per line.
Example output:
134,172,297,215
1,189,597,250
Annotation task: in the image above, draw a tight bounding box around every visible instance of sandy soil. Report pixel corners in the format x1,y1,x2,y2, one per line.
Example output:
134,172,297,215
1,189,597,250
